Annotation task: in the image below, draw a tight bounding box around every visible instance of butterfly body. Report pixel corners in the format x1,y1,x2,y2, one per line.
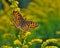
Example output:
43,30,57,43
13,11,38,31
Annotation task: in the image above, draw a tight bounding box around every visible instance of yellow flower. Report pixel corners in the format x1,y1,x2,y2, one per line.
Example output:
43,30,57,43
22,45,29,48
10,5,15,8
1,45,12,48
14,1,19,5
14,8,20,12
56,31,60,35
2,33,15,38
28,39,42,45
46,39,57,43
28,42,32,45
25,32,31,37
34,39,42,43
14,4,18,7
14,39,22,45
31,39,42,43
45,46,58,48
31,40,34,43
41,39,59,48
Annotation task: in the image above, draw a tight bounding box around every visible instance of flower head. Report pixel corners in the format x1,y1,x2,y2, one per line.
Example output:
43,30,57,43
25,32,31,37
45,46,58,48
22,45,29,48
14,39,22,45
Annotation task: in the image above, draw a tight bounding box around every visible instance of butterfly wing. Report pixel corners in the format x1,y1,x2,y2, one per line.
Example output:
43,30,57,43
27,21,38,29
13,11,25,28
21,21,38,31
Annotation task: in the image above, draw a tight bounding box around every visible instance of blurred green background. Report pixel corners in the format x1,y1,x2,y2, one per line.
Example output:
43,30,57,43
0,0,60,48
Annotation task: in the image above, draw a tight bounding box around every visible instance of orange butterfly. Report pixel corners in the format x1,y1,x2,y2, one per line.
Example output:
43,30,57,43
13,11,38,31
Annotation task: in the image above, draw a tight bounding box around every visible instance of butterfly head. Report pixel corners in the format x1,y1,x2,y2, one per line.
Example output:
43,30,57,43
13,11,19,15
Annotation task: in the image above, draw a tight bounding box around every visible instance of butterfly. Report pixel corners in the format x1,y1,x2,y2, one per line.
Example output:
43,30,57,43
13,11,38,31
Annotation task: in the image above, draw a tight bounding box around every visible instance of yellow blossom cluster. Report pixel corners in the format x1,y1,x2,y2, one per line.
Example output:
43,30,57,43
45,46,58,48
28,39,42,45
9,0,20,12
56,31,60,35
22,45,29,48
14,39,22,45
2,33,16,39
25,32,31,37
46,39,57,43
41,39,60,48
1,45,12,48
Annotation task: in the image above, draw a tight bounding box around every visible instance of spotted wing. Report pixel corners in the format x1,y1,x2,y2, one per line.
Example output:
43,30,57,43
21,21,38,31
13,11,25,28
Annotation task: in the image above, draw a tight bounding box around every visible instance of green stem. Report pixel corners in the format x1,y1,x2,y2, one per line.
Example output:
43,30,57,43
22,32,27,48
